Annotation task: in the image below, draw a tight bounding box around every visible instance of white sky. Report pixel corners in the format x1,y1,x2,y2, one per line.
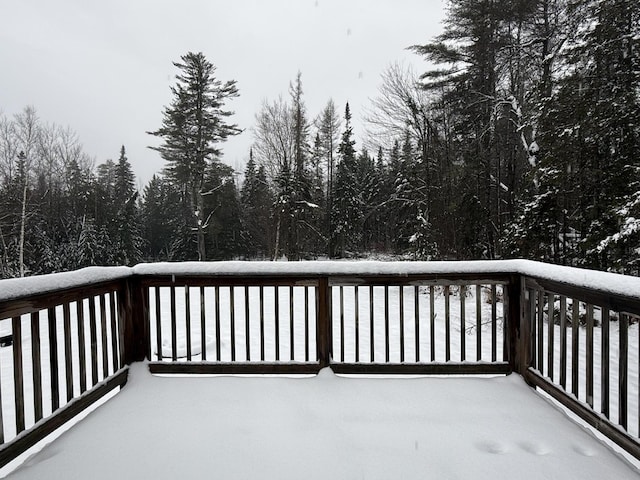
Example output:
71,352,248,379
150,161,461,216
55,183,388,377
0,0,445,188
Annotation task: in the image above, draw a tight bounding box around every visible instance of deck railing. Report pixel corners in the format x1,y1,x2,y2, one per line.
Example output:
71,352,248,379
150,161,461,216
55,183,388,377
139,272,512,376
0,267,131,468
0,260,639,466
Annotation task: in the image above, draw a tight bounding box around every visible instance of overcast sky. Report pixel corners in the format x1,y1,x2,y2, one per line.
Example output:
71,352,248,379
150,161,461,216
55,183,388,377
1,0,445,188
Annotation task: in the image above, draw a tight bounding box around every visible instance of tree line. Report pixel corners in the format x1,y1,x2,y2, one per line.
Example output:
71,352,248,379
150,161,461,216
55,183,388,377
1,0,639,278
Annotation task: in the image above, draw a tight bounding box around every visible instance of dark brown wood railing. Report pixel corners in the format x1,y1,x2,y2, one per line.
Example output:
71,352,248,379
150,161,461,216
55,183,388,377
520,275,640,460
0,269,131,468
0,260,639,467
137,270,513,377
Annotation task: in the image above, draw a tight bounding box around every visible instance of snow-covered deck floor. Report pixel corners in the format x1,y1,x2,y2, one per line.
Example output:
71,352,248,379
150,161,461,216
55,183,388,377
5,364,640,480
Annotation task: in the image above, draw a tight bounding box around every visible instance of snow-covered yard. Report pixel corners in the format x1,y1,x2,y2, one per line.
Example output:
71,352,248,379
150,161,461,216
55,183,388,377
4,363,640,480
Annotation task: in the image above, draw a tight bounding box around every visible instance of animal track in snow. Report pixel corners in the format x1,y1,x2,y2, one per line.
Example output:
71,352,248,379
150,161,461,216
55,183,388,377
572,444,597,457
475,439,510,454
518,441,552,456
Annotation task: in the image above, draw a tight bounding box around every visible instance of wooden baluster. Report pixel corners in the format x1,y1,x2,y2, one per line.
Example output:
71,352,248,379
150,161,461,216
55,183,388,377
355,286,360,363
369,286,374,363
12,316,25,433
76,300,87,393
460,286,466,362
445,285,451,362
109,292,118,373
50,306,61,409
170,286,177,362
244,286,250,362
304,286,309,362
230,287,236,362
316,278,331,368
289,286,294,361
491,284,497,362
384,286,390,363
339,286,345,363
601,309,610,418
414,286,420,363
31,312,43,422
275,286,280,362
400,286,405,363
185,286,192,361
99,294,109,379
259,286,265,361
571,299,579,397
559,296,567,390
585,304,594,408
476,285,482,361
63,302,73,401
197,287,205,361
154,287,162,361
430,285,435,362
547,294,555,381
619,313,628,429
537,290,544,374
214,285,221,362
529,289,536,370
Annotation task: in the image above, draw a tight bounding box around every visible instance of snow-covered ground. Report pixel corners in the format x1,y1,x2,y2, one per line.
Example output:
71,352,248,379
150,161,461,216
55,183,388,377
4,362,640,480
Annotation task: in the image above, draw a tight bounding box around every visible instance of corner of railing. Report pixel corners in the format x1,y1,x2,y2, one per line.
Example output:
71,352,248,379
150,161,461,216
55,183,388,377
506,274,531,377
120,274,150,365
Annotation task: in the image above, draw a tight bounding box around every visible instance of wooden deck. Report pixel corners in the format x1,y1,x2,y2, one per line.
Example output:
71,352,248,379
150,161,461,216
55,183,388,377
2,261,640,476
4,364,639,480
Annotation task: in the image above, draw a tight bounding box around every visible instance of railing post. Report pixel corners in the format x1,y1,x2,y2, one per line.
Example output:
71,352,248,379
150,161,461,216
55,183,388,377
121,276,149,365
507,275,530,376
317,277,332,368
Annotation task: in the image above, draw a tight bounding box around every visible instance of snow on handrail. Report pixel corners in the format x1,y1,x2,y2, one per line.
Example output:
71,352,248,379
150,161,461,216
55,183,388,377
133,260,640,300
1,260,639,304
0,266,131,303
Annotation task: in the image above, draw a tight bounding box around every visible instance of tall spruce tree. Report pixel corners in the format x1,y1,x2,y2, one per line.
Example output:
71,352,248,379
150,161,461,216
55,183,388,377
148,52,240,261
288,72,315,259
112,146,141,265
241,150,273,258
331,103,361,257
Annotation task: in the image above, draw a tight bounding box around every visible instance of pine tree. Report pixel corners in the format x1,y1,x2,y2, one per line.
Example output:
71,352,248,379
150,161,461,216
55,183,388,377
506,0,640,270
288,72,315,259
202,161,243,259
148,52,240,261
331,103,361,257
140,175,185,261
241,150,274,258
112,146,141,265
575,0,640,269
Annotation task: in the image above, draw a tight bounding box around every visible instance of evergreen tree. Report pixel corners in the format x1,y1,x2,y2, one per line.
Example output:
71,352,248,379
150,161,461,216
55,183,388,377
112,146,141,265
331,103,361,257
140,175,186,261
288,72,315,259
505,0,640,270
241,150,274,258
148,52,240,261
198,161,243,259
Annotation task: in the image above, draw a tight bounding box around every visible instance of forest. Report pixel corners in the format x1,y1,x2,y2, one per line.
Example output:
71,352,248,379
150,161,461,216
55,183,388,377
1,0,639,278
